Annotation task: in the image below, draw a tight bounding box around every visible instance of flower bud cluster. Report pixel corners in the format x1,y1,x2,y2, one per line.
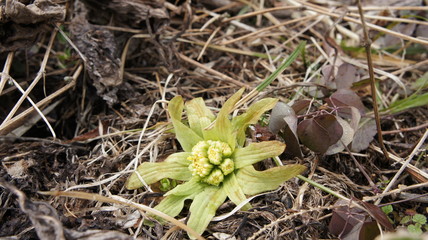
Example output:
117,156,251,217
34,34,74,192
188,140,235,186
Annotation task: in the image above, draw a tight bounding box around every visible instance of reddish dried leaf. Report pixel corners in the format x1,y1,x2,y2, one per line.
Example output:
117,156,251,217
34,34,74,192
297,114,343,154
67,121,109,143
253,124,276,142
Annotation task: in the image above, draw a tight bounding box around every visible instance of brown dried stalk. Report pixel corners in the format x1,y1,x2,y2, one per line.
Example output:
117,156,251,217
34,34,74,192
356,0,389,160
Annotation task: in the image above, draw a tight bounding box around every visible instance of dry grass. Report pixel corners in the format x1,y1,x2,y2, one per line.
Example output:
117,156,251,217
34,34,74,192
1,0,427,239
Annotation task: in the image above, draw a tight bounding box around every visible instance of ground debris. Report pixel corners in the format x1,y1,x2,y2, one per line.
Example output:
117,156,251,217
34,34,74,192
1,0,428,239
80,0,169,28
69,1,122,105
0,180,138,240
0,0,65,52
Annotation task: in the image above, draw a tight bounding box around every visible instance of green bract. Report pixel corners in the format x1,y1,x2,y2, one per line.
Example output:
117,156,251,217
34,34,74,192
126,89,306,238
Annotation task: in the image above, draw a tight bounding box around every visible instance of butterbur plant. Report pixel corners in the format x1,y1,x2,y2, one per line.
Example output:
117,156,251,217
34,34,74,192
126,88,306,238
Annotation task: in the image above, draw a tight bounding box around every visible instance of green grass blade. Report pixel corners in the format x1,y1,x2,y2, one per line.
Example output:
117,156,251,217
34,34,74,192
386,92,428,114
256,41,306,92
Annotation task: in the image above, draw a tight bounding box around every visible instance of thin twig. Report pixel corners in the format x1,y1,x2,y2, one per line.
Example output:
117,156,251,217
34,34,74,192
363,181,428,202
347,5,428,11
342,143,377,191
0,65,83,135
375,129,428,205
0,52,14,95
0,30,58,127
295,0,428,46
371,145,428,182
197,27,221,61
223,5,301,22
178,53,248,88
221,15,315,45
357,0,389,160
346,12,428,26
382,122,428,135
9,77,56,138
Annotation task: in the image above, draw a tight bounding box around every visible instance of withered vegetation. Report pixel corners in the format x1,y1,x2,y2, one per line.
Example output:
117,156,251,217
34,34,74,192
1,0,427,239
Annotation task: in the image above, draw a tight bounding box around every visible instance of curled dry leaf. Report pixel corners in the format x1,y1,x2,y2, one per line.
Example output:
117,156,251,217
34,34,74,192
269,102,297,134
70,2,122,105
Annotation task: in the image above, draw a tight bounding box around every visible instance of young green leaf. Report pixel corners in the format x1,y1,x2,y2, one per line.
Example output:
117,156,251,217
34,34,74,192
235,164,307,195
413,214,427,225
407,224,423,235
127,93,306,237
381,205,393,215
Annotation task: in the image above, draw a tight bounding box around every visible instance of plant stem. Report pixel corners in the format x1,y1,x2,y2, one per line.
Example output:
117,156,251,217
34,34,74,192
296,174,348,201
356,0,389,160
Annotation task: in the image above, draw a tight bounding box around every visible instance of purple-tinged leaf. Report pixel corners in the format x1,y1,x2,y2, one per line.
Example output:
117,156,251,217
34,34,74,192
351,119,377,152
329,199,367,236
355,198,394,231
325,117,354,155
343,221,380,240
269,102,303,158
336,63,358,90
327,89,366,115
348,106,361,131
280,124,303,159
297,114,343,154
269,102,296,134
329,199,380,240
322,64,336,88
292,99,311,115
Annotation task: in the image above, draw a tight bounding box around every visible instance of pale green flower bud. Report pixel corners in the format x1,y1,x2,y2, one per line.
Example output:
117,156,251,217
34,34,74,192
203,168,224,186
189,157,213,177
192,141,209,158
188,140,236,186
220,142,233,157
207,145,222,165
219,158,234,176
